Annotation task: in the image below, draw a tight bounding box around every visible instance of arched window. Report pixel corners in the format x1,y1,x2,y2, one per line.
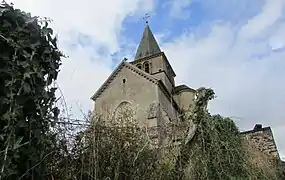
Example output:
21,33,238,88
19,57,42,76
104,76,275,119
144,62,150,73
114,101,133,125
136,63,142,69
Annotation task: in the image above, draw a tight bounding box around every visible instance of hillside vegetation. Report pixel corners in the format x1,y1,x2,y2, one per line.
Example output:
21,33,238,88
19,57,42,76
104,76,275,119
0,2,283,180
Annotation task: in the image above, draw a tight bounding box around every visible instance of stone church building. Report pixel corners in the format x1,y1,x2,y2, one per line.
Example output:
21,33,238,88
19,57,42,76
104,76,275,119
90,23,284,169
91,23,196,129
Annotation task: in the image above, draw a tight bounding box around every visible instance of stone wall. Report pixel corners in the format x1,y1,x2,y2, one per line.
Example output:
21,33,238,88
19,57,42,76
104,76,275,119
279,161,285,179
240,124,285,179
94,65,158,127
158,92,179,121
279,161,285,178
241,124,280,159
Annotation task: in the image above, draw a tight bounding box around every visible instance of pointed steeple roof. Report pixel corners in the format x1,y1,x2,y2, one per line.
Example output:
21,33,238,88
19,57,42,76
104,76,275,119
135,23,161,59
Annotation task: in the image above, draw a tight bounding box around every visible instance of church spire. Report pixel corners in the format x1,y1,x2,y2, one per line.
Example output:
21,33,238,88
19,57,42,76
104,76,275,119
135,22,161,60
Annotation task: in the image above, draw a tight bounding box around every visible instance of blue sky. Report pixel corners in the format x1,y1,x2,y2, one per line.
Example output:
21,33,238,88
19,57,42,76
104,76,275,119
122,0,264,44
10,0,285,160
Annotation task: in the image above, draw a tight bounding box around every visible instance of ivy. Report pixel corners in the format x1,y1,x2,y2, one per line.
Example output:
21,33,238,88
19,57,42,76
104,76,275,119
172,88,280,180
0,2,63,179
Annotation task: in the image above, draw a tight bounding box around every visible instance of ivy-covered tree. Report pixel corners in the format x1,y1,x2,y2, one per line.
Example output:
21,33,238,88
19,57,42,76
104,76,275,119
0,2,63,179
173,88,279,180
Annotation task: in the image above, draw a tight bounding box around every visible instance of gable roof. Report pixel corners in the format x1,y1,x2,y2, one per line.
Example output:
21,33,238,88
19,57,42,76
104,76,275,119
90,60,158,101
135,23,161,60
91,60,181,113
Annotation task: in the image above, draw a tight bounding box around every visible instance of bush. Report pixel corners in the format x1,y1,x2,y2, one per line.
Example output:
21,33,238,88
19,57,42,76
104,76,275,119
0,2,63,179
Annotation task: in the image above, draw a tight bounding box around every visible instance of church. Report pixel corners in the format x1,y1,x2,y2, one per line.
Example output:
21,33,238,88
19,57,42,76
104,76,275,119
90,22,283,164
90,22,196,129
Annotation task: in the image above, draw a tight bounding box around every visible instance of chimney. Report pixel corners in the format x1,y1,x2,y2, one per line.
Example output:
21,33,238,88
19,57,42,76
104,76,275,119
253,124,262,130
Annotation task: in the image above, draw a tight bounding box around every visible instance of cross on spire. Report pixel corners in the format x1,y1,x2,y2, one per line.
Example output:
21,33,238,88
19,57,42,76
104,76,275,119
142,13,151,24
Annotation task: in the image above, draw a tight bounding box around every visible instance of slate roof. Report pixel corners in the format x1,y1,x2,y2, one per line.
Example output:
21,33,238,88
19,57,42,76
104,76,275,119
135,23,161,60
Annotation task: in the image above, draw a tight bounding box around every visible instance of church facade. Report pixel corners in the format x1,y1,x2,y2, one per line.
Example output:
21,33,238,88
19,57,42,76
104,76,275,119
90,23,196,130
90,23,284,168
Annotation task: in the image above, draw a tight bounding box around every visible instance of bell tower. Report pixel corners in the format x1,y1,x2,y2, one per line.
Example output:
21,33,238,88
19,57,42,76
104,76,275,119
130,22,176,93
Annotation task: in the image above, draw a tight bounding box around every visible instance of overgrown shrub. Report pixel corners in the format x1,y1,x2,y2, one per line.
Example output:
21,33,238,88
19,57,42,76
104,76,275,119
70,109,175,180
64,88,280,180
171,88,279,180
0,2,63,179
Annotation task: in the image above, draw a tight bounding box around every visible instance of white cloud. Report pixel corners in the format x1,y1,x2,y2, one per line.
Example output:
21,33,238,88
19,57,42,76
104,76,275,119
239,0,285,39
55,44,112,118
269,23,285,50
9,0,155,51
272,125,285,160
8,0,155,118
161,0,285,159
165,0,192,19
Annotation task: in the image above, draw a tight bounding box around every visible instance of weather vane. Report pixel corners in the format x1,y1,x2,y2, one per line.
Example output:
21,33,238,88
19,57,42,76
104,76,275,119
142,13,151,24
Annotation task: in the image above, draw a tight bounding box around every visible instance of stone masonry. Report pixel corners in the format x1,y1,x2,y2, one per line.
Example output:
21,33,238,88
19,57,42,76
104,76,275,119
241,124,280,159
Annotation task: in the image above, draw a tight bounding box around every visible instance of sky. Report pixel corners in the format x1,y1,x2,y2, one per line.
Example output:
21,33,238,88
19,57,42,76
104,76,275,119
7,0,285,160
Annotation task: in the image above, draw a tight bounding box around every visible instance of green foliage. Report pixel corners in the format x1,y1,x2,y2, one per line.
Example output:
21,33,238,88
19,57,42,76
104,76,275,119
183,114,247,179
0,2,63,179
174,88,279,180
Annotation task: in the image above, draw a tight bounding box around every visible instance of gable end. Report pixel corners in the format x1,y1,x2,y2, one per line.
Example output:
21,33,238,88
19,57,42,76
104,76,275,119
91,61,159,101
